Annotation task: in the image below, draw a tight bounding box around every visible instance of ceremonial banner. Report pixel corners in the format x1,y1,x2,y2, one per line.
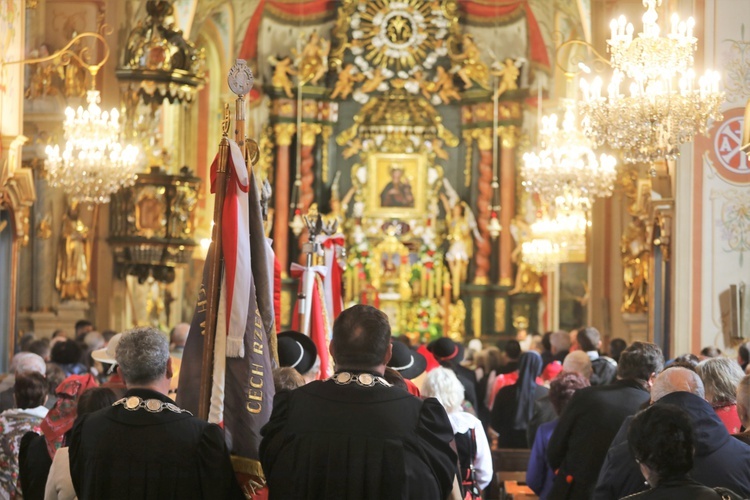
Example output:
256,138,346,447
177,139,276,493
290,264,332,380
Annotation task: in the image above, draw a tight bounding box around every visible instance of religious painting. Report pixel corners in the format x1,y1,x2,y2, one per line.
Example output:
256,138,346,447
367,153,427,218
559,262,588,331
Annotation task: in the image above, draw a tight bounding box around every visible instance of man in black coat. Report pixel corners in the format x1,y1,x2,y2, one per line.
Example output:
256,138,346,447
261,305,459,499
68,327,243,500
547,341,663,499
594,367,750,499
578,327,618,386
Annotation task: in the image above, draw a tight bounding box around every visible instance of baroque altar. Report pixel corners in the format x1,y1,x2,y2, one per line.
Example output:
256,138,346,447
258,0,545,341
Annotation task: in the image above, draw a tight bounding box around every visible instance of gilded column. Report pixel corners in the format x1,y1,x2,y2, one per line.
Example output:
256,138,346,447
273,123,296,277
498,126,518,287
472,128,493,284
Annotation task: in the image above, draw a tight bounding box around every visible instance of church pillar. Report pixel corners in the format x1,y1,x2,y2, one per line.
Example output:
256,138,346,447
472,128,493,284
498,126,518,287
273,123,296,277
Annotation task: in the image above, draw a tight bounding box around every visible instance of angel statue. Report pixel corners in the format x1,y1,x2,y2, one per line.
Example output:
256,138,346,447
452,34,490,90
492,58,520,99
268,55,297,98
440,179,482,300
330,63,364,100
509,217,542,295
56,200,90,301
294,32,329,86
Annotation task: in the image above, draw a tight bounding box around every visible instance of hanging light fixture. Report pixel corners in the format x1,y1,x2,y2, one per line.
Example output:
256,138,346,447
44,32,140,204
521,103,617,213
521,238,562,273
531,207,590,248
578,0,723,169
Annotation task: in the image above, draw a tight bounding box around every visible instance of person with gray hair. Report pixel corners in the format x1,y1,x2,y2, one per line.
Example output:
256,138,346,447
0,353,47,412
68,327,243,499
697,357,745,434
734,374,750,445
594,366,750,499
549,331,571,361
422,367,493,495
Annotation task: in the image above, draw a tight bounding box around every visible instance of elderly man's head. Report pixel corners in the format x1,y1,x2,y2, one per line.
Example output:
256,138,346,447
562,351,593,379
651,366,705,403
550,330,571,356
330,305,392,373
115,327,172,391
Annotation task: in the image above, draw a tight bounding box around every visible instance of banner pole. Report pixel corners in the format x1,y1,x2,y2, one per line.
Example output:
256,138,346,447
199,105,231,421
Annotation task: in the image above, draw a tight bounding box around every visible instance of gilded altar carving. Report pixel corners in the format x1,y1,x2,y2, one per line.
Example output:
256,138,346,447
294,32,329,86
56,200,90,301
268,56,296,98
492,58,520,99
273,123,296,147
453,34,490,90
620,168,651,313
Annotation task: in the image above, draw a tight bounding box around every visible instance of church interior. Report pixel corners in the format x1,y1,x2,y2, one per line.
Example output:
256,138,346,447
1,0,749,370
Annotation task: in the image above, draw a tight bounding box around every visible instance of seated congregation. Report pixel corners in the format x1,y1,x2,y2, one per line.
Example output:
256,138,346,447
2,314,750,499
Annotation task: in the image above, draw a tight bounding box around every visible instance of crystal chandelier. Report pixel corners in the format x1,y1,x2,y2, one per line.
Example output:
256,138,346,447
531,208,590,248
521,239,562,273
521,105,617,212
578,0,723,167
45,90,140,204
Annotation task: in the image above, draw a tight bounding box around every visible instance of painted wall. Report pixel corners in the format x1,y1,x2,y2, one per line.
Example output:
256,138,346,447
688,0,750,353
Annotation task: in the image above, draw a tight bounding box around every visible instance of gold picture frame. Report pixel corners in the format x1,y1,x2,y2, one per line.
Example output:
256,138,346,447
366,153,427,218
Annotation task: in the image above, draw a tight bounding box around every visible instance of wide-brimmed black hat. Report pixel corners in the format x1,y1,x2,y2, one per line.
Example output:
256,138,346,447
388,341,427,380
278,331,318,375
427,337,465,363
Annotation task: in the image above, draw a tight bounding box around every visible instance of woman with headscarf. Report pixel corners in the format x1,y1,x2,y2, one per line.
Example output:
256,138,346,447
18,374,98,500
490,351,548,448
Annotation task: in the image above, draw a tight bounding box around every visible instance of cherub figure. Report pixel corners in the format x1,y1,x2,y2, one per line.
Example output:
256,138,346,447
294,32,329,86
453,34,489,90
330,63,363,100
360,70,388,94
268,55,297,98
492,58,520,99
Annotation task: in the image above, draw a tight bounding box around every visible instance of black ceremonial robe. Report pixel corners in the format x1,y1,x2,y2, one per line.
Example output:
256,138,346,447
68,388,243,500
260,375,458,500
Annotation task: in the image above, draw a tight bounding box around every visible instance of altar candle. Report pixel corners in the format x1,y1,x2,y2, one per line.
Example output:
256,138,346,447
436,263,443,294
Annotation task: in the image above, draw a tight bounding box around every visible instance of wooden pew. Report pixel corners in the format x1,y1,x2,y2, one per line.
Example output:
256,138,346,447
487,448,538,500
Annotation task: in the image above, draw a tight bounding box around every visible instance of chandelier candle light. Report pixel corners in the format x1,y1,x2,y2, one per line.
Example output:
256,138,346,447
46,90,139,204
44,31,140,204
578,0,723,170
521,238,561,273
521,105,617,213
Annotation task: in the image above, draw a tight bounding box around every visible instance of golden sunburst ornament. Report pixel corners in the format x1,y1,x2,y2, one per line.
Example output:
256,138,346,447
351,0,450,73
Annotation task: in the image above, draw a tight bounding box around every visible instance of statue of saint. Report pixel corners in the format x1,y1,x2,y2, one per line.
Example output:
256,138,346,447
440,182,481,300
56,201,90,301
380,164,414,208
621,218,649,313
